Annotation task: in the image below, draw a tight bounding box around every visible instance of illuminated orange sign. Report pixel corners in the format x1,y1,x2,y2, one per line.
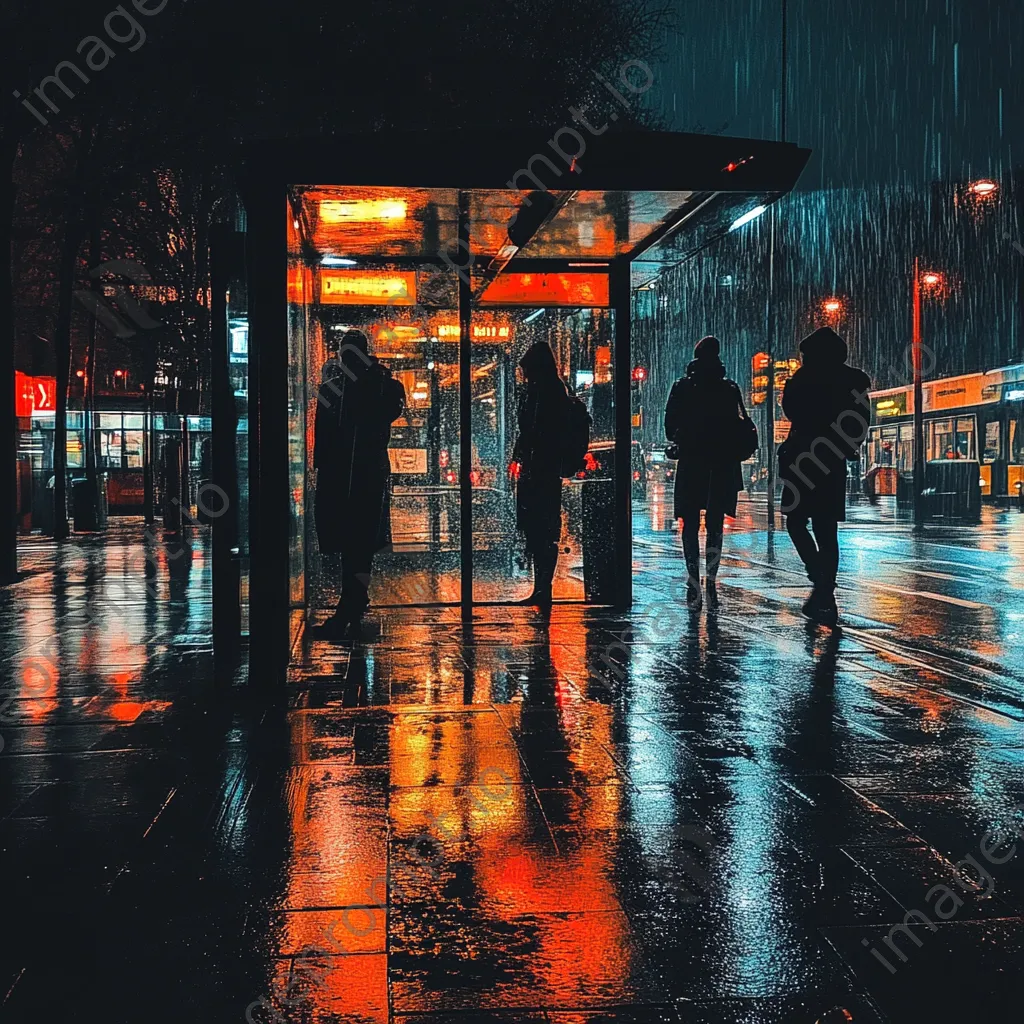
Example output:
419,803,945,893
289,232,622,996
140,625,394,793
318,198,407,223
434,323,513,341
752,352,770,371
375,325,426,344
320,270,416,305
479,273,610,307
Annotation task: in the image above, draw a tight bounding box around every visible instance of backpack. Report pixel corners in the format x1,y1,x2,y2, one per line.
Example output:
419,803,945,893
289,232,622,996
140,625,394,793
559,394,592,477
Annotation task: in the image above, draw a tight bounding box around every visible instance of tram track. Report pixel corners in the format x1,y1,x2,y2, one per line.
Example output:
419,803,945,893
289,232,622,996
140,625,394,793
633,535,1024,722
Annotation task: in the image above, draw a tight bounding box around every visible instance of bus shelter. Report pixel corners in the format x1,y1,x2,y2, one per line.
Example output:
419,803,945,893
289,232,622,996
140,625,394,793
219,130,810,679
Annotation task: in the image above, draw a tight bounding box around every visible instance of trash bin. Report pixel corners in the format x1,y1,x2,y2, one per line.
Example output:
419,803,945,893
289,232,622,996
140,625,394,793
72,477,99,532
581,447,617,604
924,460,981,520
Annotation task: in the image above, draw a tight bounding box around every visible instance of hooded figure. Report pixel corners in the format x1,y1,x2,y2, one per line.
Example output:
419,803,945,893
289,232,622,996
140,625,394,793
779,326,871,623
663,335,748,609
313,330,406,636
512,341,570,607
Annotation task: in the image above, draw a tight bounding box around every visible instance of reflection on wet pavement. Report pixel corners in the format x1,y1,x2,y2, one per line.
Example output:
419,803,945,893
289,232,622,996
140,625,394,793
3,508,1024,1022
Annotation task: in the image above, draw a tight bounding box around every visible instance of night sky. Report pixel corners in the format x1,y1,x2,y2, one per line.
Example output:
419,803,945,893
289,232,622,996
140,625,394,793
646,0,1021,187
627,0,1023,400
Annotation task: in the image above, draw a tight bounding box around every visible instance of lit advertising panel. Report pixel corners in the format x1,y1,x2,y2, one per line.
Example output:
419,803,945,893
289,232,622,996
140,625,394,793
320,270,417,306
478,273,610,307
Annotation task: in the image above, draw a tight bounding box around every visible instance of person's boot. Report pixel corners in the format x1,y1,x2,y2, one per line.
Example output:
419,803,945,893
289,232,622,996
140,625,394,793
803,577,838,625
320,603,351,640
801,579,824,617
522,545,556,607
815,583,839,626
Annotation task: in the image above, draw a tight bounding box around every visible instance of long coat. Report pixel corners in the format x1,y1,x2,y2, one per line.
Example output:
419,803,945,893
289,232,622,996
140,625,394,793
513,377,569,553
779,348,871,521
664,363,746,519
313,354,406,556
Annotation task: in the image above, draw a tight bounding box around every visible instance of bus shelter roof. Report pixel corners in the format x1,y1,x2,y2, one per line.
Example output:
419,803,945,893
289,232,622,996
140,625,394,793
240,129,811,281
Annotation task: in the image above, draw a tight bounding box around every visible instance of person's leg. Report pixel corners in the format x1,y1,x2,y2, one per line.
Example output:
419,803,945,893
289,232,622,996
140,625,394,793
809,516,840,623
680,513,702,608
523,477,560,606
532,542,558,606
340,544,373,624
786,514,820,583
704,509,725,608
705,509,725,580
811,515,840,587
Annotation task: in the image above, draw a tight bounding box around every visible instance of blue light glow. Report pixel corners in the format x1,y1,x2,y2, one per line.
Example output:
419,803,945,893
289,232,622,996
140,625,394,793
729,205,767,231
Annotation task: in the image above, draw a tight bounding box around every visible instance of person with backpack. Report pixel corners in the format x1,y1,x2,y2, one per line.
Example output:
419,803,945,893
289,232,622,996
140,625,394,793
778,326,871,625
511,341,589,608
664,335,757,610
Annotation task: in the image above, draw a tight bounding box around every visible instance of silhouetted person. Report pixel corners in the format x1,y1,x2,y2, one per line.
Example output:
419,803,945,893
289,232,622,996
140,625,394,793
779,327,870,625
314,330,405,640
664,336,748,610
513,342,569,608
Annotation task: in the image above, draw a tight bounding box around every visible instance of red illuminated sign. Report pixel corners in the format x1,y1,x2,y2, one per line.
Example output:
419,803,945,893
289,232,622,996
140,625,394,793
15,372,57,418
478,273,610,308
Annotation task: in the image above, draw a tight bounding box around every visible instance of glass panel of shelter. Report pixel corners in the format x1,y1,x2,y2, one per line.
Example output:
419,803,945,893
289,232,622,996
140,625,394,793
469,301,615,604
286,185,627,620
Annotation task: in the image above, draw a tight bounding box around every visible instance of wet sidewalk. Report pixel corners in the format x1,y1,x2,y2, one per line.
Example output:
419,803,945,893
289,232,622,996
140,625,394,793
2,518,1024,1022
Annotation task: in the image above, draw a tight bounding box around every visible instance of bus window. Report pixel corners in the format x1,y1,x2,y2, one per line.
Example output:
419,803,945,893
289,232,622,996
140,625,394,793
984,420,1000,463
955,416,976,460
928,418,954,461
880,426,897,466
1011,418,1024,463
928,416,975,460
898,424,914,473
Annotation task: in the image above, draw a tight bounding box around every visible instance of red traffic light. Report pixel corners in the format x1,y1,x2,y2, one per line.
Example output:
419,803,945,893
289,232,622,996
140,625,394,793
631,366,647,382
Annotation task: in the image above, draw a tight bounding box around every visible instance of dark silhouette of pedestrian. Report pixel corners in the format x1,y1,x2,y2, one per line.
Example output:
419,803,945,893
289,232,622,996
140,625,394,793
512,342,569,608
664,336,749,610
779,327,871,625
314,329,406,640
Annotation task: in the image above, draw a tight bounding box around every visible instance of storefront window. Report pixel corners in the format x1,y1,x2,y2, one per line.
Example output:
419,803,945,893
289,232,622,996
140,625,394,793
124,430,144,469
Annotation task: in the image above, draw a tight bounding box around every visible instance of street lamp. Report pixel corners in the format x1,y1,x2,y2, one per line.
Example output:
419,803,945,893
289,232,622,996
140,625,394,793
820,296,846,325
968,179,998,197
912,262,945,531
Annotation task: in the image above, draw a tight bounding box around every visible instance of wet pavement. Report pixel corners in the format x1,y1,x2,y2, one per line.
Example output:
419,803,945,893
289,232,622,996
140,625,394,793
3,503,1024,1022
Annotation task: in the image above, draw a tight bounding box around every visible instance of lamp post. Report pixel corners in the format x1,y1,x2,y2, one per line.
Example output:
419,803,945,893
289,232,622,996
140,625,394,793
912,261,944,531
